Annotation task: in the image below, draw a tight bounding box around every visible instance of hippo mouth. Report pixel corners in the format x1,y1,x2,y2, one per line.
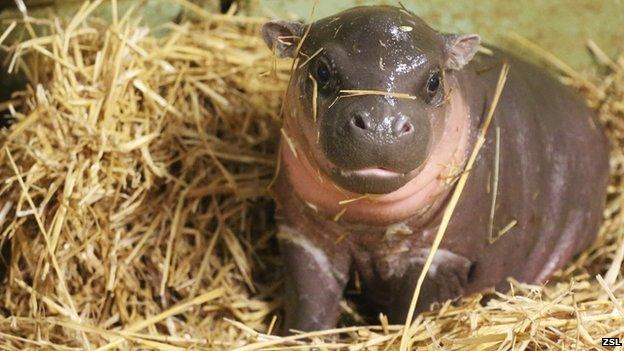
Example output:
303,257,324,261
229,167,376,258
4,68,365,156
329,166,419,194
351,167,401,177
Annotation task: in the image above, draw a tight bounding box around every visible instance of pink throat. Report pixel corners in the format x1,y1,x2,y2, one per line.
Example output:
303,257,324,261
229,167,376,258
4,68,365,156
280,90,472,225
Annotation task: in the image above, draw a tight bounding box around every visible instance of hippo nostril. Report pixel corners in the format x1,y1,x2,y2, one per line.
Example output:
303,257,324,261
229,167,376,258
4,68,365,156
393,117,414,137
401,123,413,135
350,113,370,130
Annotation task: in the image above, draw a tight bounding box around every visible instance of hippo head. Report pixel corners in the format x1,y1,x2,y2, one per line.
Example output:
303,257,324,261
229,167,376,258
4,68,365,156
263,6,480,194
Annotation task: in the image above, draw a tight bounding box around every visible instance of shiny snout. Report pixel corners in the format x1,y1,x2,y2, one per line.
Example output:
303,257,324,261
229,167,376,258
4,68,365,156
320,96,432,193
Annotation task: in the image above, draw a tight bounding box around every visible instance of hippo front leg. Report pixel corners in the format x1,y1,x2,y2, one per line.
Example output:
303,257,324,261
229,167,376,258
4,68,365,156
277,226,350,333
386,248,472,322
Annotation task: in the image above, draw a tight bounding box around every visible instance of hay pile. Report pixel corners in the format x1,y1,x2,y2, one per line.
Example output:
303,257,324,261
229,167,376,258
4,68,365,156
0,2,622,350
0,2,288,349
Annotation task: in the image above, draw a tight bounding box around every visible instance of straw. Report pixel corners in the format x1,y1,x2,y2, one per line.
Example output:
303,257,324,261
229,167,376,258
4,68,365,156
0,3,622,350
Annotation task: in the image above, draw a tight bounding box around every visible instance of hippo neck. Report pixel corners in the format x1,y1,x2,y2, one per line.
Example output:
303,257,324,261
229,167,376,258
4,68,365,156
279,83,474,226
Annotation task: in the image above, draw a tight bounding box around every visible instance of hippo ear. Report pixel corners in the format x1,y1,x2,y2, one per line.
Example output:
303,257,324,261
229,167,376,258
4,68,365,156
443,34,481,70
262,20,305,58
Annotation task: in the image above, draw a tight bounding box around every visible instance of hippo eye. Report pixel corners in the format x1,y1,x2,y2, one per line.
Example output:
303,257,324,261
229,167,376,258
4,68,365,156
426,71,441,94
425,70,444,105
313,59,332,86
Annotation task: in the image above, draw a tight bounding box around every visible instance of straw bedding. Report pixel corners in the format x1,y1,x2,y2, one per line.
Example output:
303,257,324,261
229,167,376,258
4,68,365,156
0,2,622,350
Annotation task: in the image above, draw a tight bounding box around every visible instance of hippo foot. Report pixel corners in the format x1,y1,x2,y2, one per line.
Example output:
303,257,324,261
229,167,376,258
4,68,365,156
384,248,472,322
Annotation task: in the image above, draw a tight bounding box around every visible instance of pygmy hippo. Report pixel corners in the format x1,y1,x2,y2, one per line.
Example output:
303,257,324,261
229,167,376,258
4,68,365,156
262,6,609,331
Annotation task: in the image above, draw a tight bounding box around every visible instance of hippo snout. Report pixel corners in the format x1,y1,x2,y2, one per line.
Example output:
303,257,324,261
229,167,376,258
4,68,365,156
318,100,432,194
324,101,430,167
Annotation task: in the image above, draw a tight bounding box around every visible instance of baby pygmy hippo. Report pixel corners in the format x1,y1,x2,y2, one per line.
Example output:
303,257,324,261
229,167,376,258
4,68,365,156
262,6,609,331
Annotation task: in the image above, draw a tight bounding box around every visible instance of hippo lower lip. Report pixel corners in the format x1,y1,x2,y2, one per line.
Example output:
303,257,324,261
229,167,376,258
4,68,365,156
332,167,410,194
349,168,402,178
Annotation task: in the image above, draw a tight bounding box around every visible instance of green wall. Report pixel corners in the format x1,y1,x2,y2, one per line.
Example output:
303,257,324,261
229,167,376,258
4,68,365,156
1,0,623,70
253,0,624,70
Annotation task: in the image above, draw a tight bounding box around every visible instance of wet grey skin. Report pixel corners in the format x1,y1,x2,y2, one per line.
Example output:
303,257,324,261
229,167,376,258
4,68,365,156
263,6,609,333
